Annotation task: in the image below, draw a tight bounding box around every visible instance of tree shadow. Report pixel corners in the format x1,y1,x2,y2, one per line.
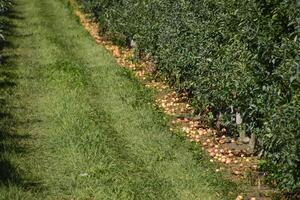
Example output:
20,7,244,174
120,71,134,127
0,1,44,193
0,159,21,185
0,100,29,186
0,110,27,187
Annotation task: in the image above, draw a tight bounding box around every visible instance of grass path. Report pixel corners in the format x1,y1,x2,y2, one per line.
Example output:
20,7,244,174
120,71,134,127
0,0,238,199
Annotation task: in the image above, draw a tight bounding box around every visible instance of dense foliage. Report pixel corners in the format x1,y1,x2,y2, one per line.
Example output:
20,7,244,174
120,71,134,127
79,0,300,192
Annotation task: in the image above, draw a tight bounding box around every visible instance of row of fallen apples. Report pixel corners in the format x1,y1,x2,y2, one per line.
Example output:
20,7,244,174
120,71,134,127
156,91,258,172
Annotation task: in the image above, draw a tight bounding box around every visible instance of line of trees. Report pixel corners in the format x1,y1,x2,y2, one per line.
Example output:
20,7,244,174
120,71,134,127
79,0,300,193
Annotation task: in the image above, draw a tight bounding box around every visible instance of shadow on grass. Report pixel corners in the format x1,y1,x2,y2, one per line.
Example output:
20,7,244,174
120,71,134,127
0,159,21,185
0,77,24,188
0,102,25,188
0,2,43,192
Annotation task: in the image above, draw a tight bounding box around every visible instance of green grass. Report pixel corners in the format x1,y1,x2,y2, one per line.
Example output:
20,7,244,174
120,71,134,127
0,0,239,199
